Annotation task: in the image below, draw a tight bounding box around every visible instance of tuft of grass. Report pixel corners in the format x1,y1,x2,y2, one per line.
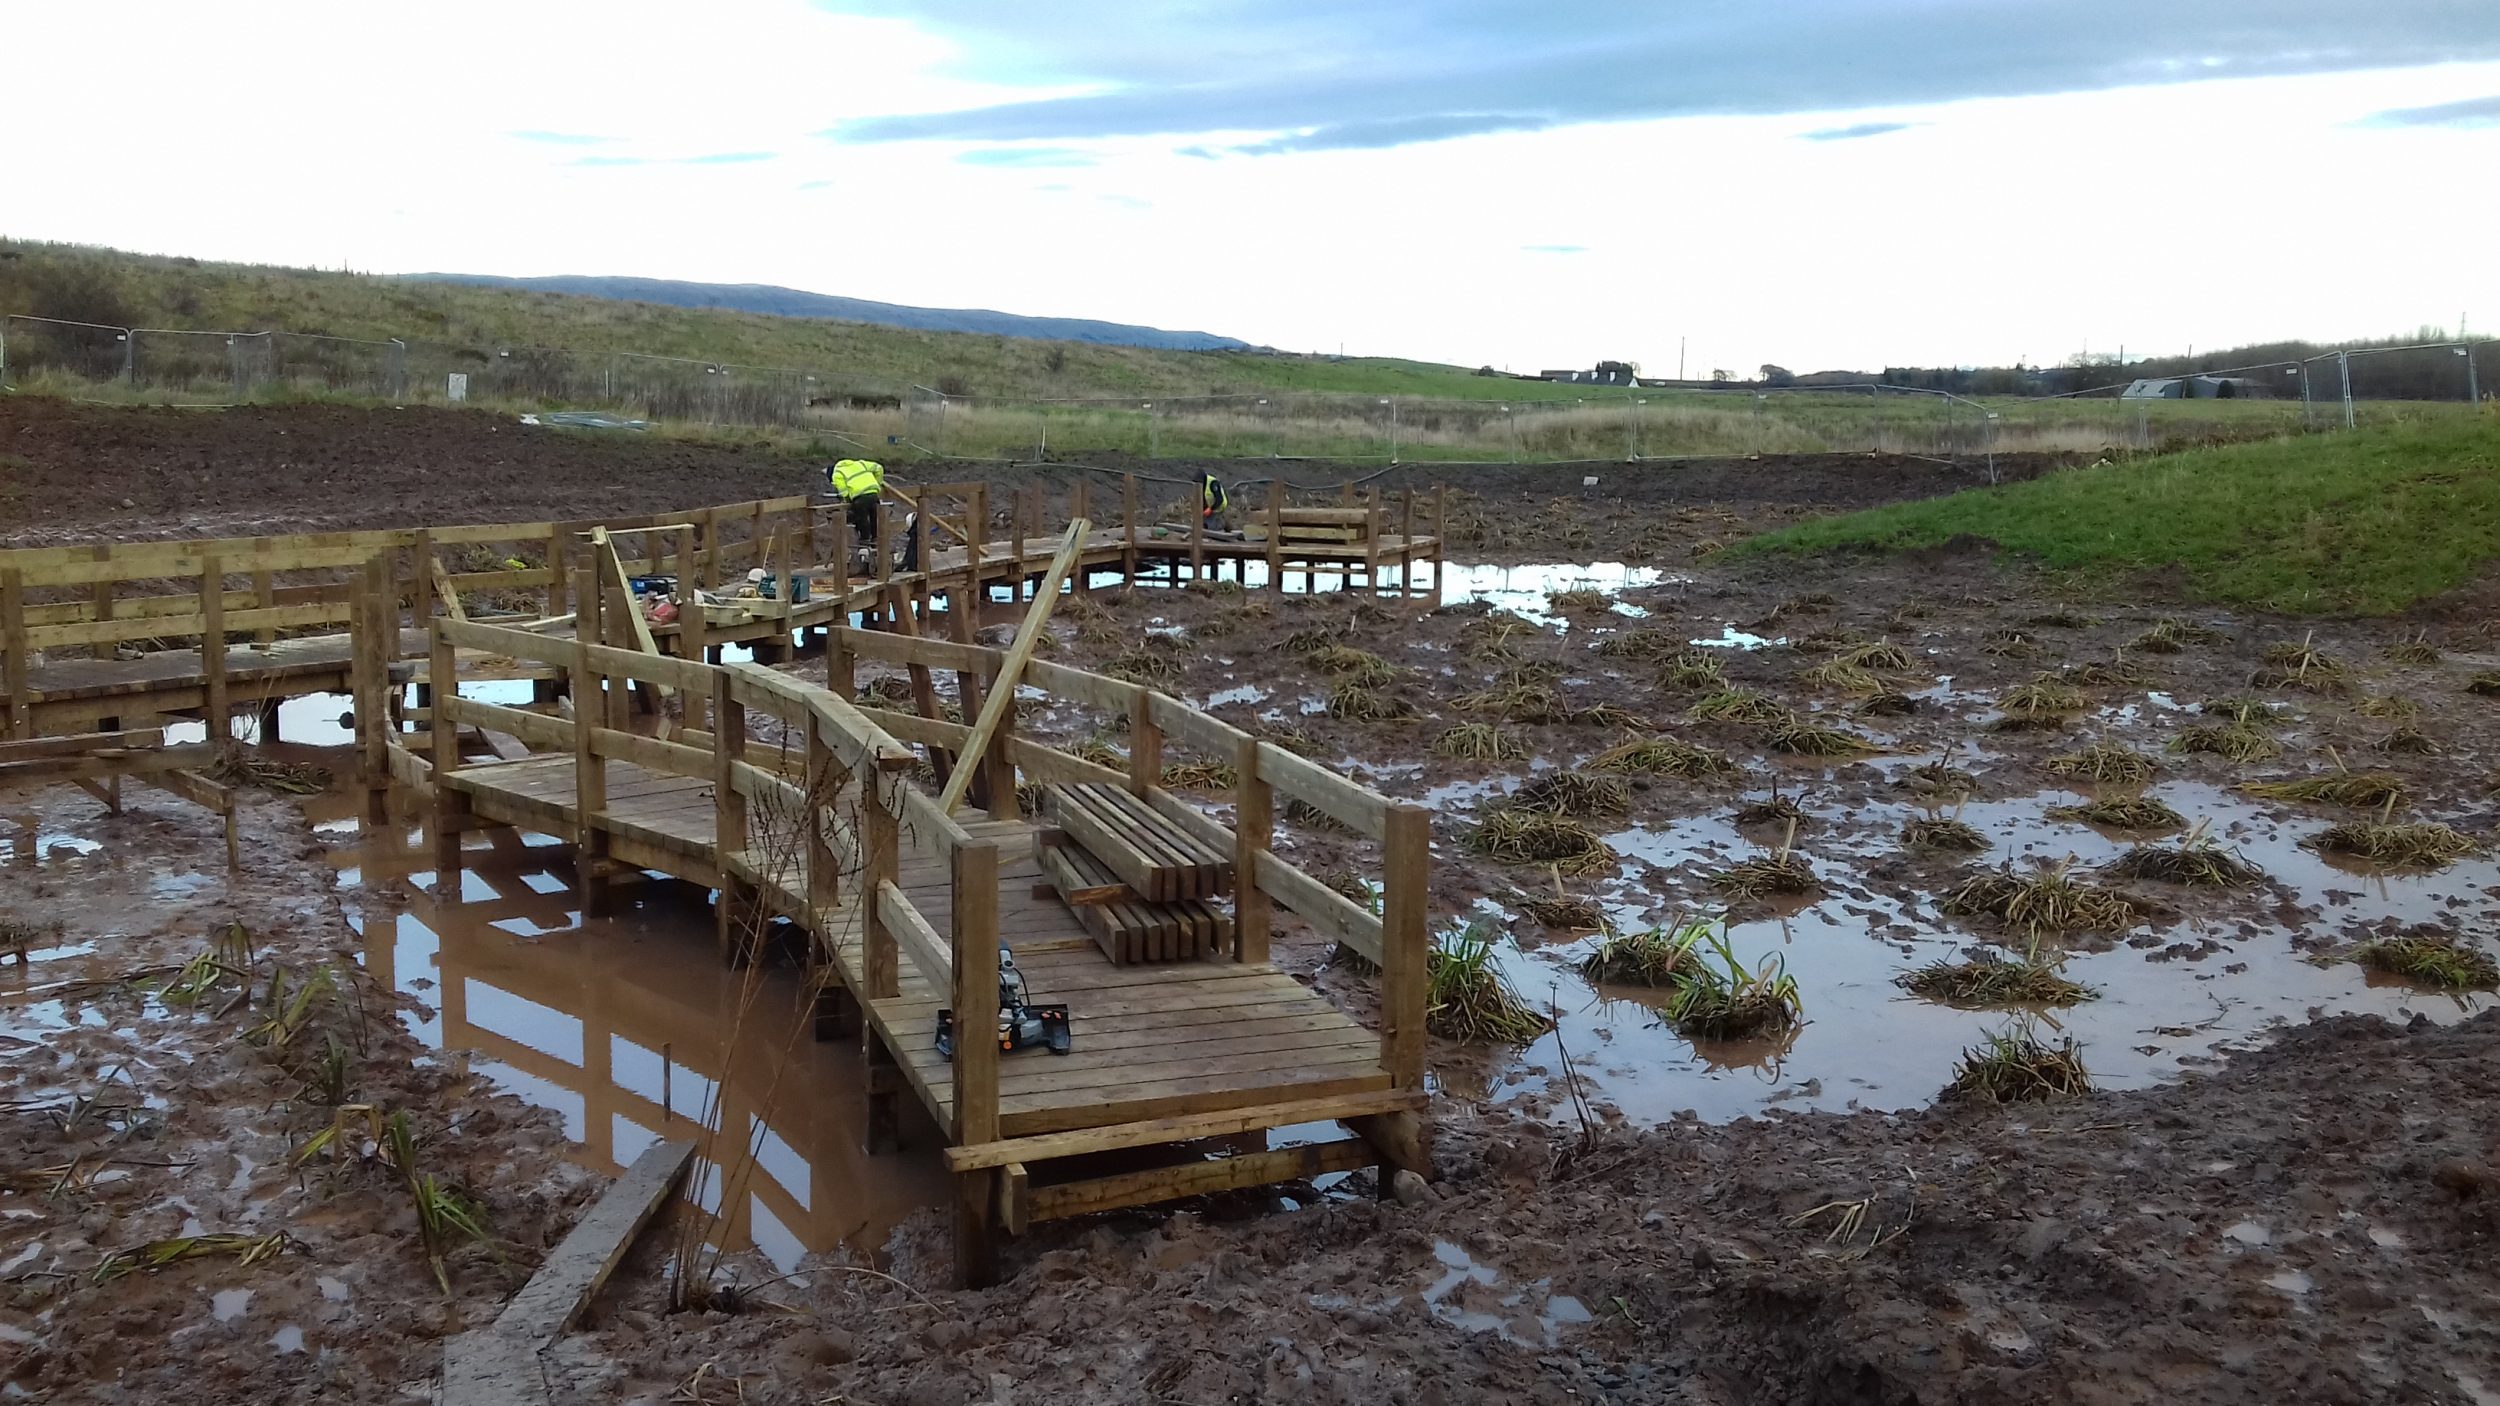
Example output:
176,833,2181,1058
2101,823,2267,887
2259,632,2343,687
1326,682,1414,721
1432,722,1528,761
1999,676,2088,719
1498,659,1564,687
1798,658,1885,696
2375,725,2440,756
1945,1027,2093,1102
1837,640,1916,671
2385,632,2441,665
1070,735,1127,770
1901,952,2097,1006
1763,715,1883,757
1663,923,1805,1039
2240,766,2406,809
1898,760,1978,799
1454,682,1570,724
1105,648,1182,688
93,1232,293,1284
2357,693,2421,721
1579,915,1706,985
1735,794,1805,827
1657,651,1730,692
1547,587,1612,614
1589,735,1737,778
2047,794,2186,833
1855,691,1919,716
1712,851,1818,900
1511,770,1632,818
1262,724,1320,757
2310,819,2479,869
1904,815,1989,852
1465,809,1616,875
1689,688,1789,724
2350,933,2500,990
2065,657,2147,688
1518,891,1604,930
1159,760,1238,791
2045,743,2156,786
1592,629,1682,661
2466,672,2500,697
1306,644,1402,685
1944,861,2142,940
1980,630,2040,659
1795,625,1868,652
1426,919,1552,1043
1570,702,1653,731
2170,719,2281,763
2130,617,2230,652
1284,797,1357,834
1285,624,1348,657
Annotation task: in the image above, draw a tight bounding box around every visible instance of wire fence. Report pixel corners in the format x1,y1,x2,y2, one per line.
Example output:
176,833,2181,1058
2,311,2486,470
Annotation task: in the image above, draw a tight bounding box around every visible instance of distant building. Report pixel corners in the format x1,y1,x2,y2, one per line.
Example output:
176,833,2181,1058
1539,368,1640,386
2122,375,2269,401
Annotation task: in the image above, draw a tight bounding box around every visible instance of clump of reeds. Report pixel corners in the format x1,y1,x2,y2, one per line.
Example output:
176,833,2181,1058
2171,718,2282,763
1499,659,1563,687
2375,726,2440,756
1285,624,1347,657
1432,722,1528,761
2131,617,2229,654
1579,915,1708,986
2467,672,2500,697
1944,861,2142,939
2350,933,2500,990
1262,724,1320,756
2310,817,2479,869
1307,644,1401,686
1106,648,1182,688
2240,760,2407,809
1285,798,1356,834
1512,770,1632,818
1898,760,1978,799
1426,919,1552,1042
1755,593,1835,628
2066,657,2147,688
1453,682,1569,723
1071,735,1127,770
1664,924,1805,1039
1904,814,1989,852
1518,881,1603,930
2384,632,2441,666
1326,682,1414,721
1593,629,1682,661
1465,808,1616,875
1838,640,1915,671
1945,1027,2093,1102
1799,659,1885,696
2261,631,2343,684
1712,850,1817,900
1689,688,1788,724
2358,693,2421,721
1736,793,1804,827
2046,743,2156,786
1160,760,1237,791
1763,715,1883,757
1657,651,1730,692
2101,822,2267,887
1981,631,2039,659
1901,951,2097,1006
1590,736,1737,778
1547,588,1611,614
1856,691,1918,716
2047,793,2186,833
209,751,332,796
1999,676,2088,720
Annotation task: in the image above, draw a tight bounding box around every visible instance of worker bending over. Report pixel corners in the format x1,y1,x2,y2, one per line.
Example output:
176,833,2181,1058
1199,471,1232,534
827,458,887,544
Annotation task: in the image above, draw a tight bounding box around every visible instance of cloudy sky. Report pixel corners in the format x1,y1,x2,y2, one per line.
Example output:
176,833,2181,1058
10,1,2500,375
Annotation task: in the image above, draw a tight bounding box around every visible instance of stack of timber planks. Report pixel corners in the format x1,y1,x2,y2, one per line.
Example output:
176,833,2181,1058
1245,506,1373,546
1036,782,1235,964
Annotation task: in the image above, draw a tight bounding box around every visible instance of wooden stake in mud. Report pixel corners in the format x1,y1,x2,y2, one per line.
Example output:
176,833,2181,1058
200,555,228,752
1430,484,1447,607
1122,474,1139,583
431,618,467,878
1070,477,1091,593
1266,481,1284,595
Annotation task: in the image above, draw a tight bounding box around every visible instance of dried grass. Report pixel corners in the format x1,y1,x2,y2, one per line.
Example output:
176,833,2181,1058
1946,1028,2093,1102
1159,760,1238,791
1763,716,1883,757
1592,629,1683,661
2170,720,2282,763
1856,691,1919,717
1798,659,1886,696
1689,688,1788,724
1105,648,1182,688
2357,693,2421,721
1902,953,2096,1006
2240,767,2407,809
2384,632,2440,666
2131,617,2229,654
2374,726,2441,756
1944,862,2142,939
2310,819,2479,869
1589,736,1737,778
1570,702,1653,731
2101,824,2267,887
1284,797,1357,833
1712,852,1818,899
1904,816,1989,852
1306,644,1402,686
1898,760,1978,799
1547,588,1612,614
1431,722,1528,761
1511,770,1632,818
1735,794,1805,827
2047,793,2186,833
1326,682,1414,721
1465,809,1616,875
1999,676,2088,719
2467,672,2500,697
2351,933,2499,990
1838,640,1915,671
1579,917,1706,986
1657,651,1730,692
2045,743,2156,786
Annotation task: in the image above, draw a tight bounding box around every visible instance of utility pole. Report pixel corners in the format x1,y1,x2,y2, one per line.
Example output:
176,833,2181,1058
1678,336,1686,382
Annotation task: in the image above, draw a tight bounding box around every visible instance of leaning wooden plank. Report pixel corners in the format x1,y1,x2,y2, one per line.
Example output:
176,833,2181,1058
934,519,1090,815
492,1137,696,1344
1026,1139,1375,1222
0,728,167,762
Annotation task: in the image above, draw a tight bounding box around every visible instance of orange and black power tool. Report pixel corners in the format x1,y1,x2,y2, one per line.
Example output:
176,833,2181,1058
936,948,1071,1058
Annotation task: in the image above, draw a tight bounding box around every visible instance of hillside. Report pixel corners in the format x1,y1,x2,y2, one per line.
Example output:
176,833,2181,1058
399,273,1250,352
1744,416,2500,614
0,240,1605,404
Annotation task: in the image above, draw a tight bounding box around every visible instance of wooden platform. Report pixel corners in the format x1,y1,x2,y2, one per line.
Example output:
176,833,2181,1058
443,756,1391,1142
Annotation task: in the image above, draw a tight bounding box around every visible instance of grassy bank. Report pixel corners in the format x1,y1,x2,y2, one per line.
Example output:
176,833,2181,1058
1746,415,2500,614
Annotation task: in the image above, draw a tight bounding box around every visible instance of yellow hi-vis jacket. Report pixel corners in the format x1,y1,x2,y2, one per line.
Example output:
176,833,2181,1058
1201,475,1227,515
829,459,886,499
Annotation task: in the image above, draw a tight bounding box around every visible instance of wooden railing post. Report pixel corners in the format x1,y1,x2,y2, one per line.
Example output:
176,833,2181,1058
574,564,609,871
411,530,435,630
967,484,987,605
200,555,228,752
806,712,841,913
678,527,708,729
1265,481,1284,594
951,840,1002,1286
1430,484,1447,607
250,569,274,649
1380,803,1430,1090
1126,685,1162,796
1069,476,1090,595
1400,485,1417,599
354,555,390,821
431,619,466,877
1010,487,1027,600
1190,484,1206,580
546,527,569,619
1234,733,1272,964
0,567,27,740
863,781,900,1000
711,669,749,960
1363,493,1382,595
1121,474,1138,581
876,497,893,586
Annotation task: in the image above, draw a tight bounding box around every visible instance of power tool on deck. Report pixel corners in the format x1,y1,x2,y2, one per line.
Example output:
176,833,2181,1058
936,948,1072,1058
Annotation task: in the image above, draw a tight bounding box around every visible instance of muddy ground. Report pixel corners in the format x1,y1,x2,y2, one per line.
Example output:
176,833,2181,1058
6,395,2499,1403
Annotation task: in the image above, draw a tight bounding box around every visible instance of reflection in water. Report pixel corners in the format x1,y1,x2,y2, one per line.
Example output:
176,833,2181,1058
324,803,946,1269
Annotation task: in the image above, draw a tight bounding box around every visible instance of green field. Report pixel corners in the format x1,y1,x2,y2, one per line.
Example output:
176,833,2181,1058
1745,413,2500,614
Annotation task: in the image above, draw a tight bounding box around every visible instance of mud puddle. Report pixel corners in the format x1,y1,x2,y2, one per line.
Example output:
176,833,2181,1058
1458,778,2500,1123
322,801,949,1270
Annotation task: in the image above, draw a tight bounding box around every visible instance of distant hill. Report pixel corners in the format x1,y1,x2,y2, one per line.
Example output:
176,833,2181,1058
400,273,1250,353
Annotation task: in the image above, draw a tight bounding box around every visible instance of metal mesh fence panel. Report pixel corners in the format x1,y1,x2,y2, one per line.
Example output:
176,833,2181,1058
1,315,129,384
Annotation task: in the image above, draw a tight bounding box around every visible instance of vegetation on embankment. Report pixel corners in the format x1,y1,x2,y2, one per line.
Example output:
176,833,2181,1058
1745,416,2500,614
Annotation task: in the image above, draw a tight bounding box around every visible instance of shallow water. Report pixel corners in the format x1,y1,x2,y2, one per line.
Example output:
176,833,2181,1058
325,806,949,1270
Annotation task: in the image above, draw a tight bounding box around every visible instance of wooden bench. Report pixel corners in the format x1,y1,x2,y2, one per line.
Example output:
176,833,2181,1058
1036,834,1233,963
1038,783,1233,902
